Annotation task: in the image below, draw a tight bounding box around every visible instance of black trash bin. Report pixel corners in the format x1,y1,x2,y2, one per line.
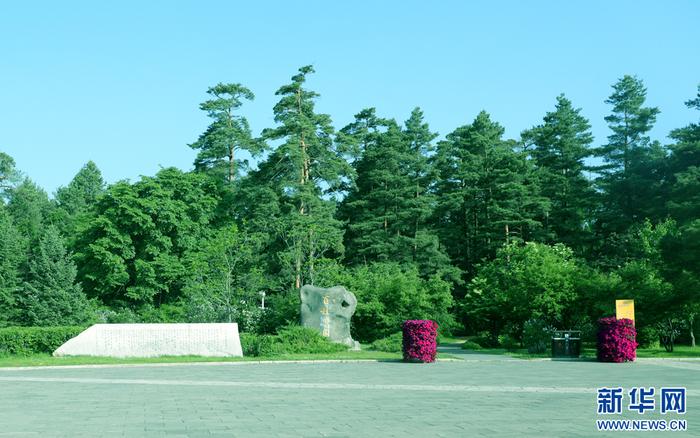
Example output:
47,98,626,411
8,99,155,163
551,330,581,358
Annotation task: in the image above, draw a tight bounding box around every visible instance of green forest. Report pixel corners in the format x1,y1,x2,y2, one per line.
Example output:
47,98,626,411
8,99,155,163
1,66,698,350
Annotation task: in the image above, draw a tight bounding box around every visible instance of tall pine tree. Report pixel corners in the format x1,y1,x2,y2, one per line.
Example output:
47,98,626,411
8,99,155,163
595,75,663,234
0,207,26,326
339,108,453,278
341,118,411,264
190,83,263,184
259,66,349,289
54,161,105,237
661,85,700,338
434,111,546,279
18,226,92,326
6,178,53,243
667,85,700,225
0,152,19,201
521,95,595,252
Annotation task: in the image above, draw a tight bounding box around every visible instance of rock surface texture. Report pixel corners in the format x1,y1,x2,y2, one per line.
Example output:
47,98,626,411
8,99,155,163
53,323,243,358
300,285,360,350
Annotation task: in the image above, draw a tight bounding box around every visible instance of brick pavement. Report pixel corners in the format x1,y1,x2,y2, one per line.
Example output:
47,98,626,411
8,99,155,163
0,358,698,437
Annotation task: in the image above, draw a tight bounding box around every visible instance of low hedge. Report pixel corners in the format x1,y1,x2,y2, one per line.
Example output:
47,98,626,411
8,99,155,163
241,326,348,357
0,326,85,356
470,332,499,348
1,326,347,358
369,332,403,352
460,340,482,350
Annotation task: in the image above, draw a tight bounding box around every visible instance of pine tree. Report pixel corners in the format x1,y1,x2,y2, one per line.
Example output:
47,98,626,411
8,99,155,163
434,111,546,279
662,86,700,340
403,108,439,260
54,161,105,236
6,178,53,242
19,226,92,326
0,207,26,326
335,107,388,163
595,75,662,233
0,152,20,201
259,66,349,288
339,108,454,278
667,85,700,225
190,83,263,184
55,161,104,215
341,119,410,264
521,95,596,252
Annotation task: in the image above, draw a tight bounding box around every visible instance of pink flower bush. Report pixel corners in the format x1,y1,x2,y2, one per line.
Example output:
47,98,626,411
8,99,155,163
402,320,438,363
597,317,637,363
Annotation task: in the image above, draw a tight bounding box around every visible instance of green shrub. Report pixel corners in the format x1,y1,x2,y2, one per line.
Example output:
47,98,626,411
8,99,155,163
241,326,348,357
637,325,660,348
369,332,403,352
138,304,187,323
0,326,84,356
269,326,347,355
498,334,520,351
240,333,276,357
571,318,597,343
471,332,499,348
257,291,300,335
314,262,456,342
460,340,482,350
522,319,552,354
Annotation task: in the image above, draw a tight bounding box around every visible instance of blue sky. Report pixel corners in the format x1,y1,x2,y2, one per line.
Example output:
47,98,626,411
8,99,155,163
1,1,698,195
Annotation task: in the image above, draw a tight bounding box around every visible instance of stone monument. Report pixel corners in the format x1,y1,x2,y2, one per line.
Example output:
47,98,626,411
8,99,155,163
300,285,360,350
53,323,243,358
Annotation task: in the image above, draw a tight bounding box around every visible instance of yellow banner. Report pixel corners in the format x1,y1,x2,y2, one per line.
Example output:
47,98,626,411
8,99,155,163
616,299,635,323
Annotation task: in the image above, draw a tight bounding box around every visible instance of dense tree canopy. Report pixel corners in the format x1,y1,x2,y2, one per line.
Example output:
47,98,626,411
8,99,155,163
433,111,546,280
0,69,697,348
73,168,220,309
339,108,454,280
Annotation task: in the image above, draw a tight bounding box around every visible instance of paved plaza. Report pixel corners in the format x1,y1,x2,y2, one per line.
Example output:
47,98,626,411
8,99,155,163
0,351,698,437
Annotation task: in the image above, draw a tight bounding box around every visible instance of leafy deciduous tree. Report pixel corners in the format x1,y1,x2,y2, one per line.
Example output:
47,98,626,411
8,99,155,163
464,242,580,341
74,168,220,309
185,226,266,331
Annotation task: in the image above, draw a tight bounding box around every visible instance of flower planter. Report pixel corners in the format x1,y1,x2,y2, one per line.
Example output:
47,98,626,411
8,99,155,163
402,320,438,363
597,317,637,363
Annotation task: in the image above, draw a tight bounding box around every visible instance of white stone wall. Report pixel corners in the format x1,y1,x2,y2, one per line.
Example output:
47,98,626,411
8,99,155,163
53,323,243,358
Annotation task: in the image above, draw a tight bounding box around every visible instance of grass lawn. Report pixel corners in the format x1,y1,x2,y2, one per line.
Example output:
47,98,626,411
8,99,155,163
0,349,411,367
457,342,700,360
437,335,469,345
635,345,700,358
0,349,463,368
